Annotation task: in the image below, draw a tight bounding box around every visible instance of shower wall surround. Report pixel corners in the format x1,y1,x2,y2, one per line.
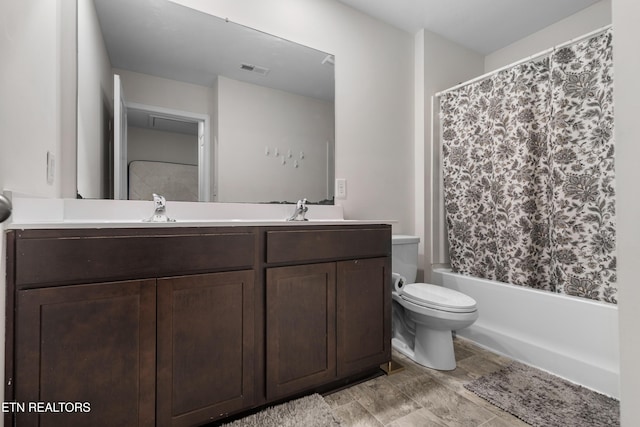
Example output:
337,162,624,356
441,29,616,303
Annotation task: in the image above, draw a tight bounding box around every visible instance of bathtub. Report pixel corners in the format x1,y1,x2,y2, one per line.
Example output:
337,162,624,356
432,268,620,398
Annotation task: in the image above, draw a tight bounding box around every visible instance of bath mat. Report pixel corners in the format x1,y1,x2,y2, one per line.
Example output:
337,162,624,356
465,361,619,427
221,393,343,427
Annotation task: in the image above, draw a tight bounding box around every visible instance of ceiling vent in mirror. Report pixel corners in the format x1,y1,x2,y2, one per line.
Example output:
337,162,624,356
240,63,270,76
148,114,198,135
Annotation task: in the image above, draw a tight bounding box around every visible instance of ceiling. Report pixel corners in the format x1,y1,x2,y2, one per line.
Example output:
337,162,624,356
92,0,602,103
336,0,602,54
93,0,335,101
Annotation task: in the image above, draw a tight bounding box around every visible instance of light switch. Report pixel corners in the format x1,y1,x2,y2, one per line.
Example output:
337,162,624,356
336,178,346,199
47,151,55,184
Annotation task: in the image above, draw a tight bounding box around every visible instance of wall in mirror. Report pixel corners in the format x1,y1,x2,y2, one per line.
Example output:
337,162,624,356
77,0,335,204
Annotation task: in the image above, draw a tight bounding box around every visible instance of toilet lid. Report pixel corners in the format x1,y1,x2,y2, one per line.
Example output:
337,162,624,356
400,283,477,313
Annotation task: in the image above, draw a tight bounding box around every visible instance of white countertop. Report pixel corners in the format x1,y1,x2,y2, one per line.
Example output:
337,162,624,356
4,195,395,229
7,219,392,229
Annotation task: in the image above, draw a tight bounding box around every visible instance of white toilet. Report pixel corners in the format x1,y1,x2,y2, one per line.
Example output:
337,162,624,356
391,235,478,370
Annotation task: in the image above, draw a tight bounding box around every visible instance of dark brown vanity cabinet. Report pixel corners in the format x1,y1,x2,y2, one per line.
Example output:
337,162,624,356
13,272,255,427
6,224,391,426
266,263,337,400
264,228,391,401
156,271,255,427
336,257,390,377
14,279,157,427
7,228,257,427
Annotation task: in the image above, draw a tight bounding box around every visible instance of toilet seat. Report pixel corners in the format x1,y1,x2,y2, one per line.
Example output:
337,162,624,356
400,283,477,313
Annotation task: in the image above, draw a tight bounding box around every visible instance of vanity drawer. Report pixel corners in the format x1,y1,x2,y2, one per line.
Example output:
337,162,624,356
14,229,256,288
265,227,391,264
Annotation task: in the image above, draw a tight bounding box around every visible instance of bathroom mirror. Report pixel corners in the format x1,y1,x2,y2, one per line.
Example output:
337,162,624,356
77,0,335,203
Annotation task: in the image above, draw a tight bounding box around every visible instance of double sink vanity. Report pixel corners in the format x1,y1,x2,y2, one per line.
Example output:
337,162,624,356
4,197,392,426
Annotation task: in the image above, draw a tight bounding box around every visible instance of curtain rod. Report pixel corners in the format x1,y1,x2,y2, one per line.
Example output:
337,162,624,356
434,24,612,98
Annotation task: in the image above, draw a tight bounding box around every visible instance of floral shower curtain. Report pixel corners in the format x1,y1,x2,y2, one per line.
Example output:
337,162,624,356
440,29,616,303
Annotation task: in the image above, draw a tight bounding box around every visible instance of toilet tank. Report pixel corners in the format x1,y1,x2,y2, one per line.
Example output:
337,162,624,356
391,235,420,283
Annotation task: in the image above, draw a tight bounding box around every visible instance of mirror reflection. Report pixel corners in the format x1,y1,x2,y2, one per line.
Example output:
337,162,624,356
77,0,335,203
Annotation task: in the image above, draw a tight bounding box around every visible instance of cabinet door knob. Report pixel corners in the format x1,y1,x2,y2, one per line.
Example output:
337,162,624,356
0,194,11,224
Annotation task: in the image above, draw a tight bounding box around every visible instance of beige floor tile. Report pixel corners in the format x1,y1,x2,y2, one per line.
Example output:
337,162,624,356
383,358,433,387
392,350,475,396
456,354,504,379
453,342,476,362
456,387,511,418
332,400,384,427
420,364,475,393
348,376,422,425
454,338,511,367
323,339,547,427
479,413,531,427
324,386,357,409
394,375,495,427
385,408,449,427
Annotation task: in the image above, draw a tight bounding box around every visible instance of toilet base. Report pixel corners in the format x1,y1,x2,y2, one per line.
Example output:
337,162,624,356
392,327,456,371
414,325,456,370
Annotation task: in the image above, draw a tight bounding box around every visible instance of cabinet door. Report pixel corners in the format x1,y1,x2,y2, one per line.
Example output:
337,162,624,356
266,263,336,400
156,271,255,427
14,279,156,427
337,258,391,377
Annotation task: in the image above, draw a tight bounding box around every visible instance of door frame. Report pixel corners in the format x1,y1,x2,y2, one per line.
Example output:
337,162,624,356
113,75,212,202
127,103,211,202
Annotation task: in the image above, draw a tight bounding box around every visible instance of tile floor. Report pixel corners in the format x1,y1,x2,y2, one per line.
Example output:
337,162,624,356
324,338,531,427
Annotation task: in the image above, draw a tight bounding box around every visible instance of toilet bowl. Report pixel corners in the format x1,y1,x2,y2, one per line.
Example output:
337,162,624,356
391,235,478,370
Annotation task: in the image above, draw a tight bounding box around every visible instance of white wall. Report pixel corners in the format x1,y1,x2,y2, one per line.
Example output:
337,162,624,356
1,1,65,199
115,68,213,116
0,0,75,422
613,0,640,423
417,30,484,281
170,0,415,230
216,77,334,203
77,0,112,199
485,0,612,71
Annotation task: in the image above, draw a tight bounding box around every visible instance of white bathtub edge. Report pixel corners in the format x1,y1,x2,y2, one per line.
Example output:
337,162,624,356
433,268,620,399
456,324,619,398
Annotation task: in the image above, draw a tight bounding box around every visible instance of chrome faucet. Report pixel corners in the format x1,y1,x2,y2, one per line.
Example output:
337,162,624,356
144,193,175,222
287,198,309,221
